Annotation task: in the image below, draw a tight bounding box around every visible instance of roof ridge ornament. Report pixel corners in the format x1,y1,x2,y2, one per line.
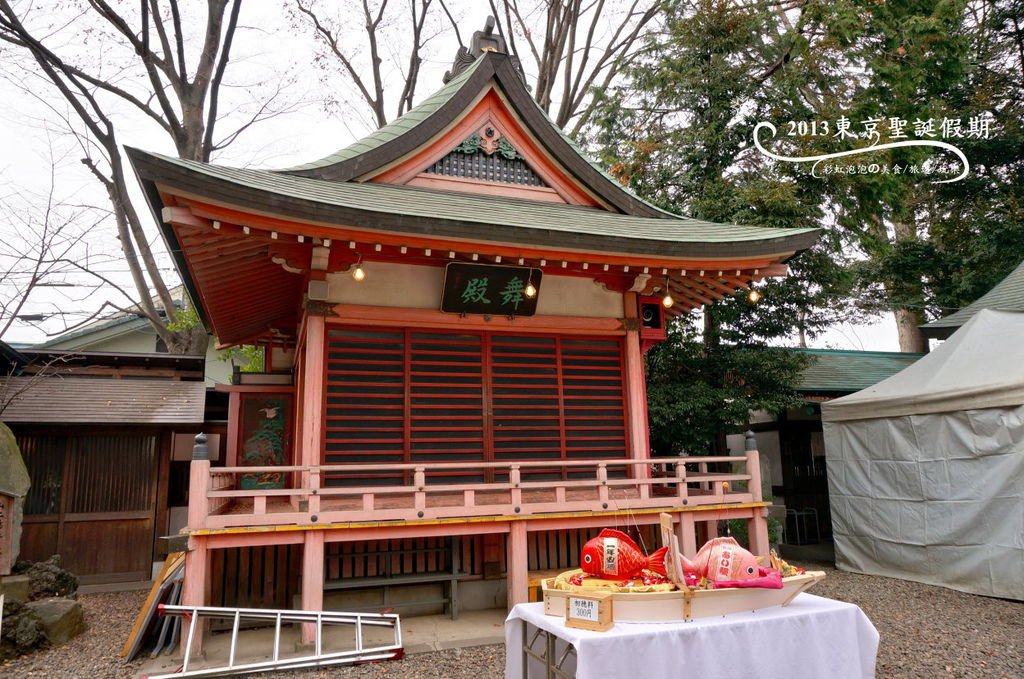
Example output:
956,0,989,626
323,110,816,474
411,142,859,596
443,16,527,86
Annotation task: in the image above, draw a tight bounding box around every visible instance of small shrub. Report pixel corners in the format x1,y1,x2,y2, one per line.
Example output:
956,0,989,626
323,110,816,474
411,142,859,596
24,555,79,600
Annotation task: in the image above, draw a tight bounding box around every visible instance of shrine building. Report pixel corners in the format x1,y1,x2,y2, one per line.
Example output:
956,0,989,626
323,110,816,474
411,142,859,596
128,27,817,643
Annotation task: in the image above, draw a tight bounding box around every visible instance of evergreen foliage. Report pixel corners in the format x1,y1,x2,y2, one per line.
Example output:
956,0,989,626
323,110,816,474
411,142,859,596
590,0,1024,451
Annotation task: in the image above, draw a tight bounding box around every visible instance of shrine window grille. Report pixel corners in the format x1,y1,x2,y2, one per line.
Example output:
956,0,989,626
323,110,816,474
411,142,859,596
322,327,628,486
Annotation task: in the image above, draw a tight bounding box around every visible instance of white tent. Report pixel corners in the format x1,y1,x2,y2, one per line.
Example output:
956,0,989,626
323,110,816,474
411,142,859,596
822,309,1024,600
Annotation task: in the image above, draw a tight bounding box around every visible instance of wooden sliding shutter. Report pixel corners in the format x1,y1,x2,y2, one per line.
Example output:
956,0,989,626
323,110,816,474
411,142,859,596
490,335,562,465
324,328,407,485
560,337,629,461
409,332,485,482
323,327,628,483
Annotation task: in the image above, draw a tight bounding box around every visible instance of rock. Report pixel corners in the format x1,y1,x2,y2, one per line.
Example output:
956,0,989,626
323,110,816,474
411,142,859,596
24,597,86,645
23,555,78,600
0,573,30,603
0,598,47,661
0,422,30,498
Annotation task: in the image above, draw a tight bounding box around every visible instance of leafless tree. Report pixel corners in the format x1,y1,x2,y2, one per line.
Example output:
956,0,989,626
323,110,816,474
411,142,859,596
0,1,293,354
0,160,117,340
294,0,664,136
491,0,664,134
294,0,463,130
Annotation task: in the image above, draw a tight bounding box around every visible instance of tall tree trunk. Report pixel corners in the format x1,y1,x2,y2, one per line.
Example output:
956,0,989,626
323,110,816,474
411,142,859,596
895,307,929,353
891,217,929,354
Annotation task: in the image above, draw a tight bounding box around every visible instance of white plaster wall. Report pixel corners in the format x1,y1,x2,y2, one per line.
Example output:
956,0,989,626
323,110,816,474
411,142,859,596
326,261,623,318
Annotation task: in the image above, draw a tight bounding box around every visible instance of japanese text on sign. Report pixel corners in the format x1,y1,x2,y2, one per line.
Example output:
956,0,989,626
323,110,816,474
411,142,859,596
441,263,542,316
569,597,600,622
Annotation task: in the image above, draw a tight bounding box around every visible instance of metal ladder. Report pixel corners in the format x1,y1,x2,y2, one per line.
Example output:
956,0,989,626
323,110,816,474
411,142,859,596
142,604,403,678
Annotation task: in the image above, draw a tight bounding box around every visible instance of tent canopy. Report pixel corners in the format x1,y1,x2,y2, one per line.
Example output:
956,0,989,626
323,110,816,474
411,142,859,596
822,309,1024,422
823,308,1024,600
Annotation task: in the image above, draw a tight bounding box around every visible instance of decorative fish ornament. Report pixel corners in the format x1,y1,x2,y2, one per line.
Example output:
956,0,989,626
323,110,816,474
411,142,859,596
580,528,669,579
679,537,783,589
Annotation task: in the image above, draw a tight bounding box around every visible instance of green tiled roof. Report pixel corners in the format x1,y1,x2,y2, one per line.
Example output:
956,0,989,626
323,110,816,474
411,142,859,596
130,150,818,256
276,52,673,217
922,259,1024,338
34,313,146,348
795,349,923,393
281,58,487,172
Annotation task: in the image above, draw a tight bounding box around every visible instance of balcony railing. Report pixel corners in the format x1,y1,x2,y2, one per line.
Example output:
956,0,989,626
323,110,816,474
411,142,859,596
186,450,765,531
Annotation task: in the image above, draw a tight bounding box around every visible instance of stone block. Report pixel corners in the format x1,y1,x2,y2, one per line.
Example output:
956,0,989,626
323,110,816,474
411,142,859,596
24,597,86,645
0,574,30,603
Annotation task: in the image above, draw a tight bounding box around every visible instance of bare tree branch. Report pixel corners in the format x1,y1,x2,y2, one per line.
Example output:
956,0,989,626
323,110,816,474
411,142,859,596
0,1,288,353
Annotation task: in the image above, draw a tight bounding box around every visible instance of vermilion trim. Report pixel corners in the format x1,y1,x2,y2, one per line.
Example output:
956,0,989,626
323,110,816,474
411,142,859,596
368,88,600,208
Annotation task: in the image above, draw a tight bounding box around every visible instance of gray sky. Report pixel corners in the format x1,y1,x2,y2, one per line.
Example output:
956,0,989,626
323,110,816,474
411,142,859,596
0,1,900,350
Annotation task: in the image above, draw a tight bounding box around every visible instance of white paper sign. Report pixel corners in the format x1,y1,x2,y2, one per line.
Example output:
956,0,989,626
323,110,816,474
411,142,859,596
568,597,599,622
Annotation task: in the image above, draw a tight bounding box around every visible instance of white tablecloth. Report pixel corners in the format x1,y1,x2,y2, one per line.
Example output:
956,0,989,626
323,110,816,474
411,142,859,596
505,594,878,679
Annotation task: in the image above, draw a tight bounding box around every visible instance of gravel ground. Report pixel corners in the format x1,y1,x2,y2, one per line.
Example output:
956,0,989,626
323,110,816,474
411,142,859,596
3,562,1021,678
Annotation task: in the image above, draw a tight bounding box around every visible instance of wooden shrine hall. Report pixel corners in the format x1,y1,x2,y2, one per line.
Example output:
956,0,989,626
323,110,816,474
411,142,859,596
128,24,818,645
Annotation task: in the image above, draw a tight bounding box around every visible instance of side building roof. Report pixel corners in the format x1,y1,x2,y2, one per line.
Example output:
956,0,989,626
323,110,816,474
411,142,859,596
795,348,924,395
0,377,205,424
922,259,1024,339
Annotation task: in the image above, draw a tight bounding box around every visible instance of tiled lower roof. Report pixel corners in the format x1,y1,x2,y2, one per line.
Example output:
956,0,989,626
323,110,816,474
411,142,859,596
0,377,205,424
796,348,923,393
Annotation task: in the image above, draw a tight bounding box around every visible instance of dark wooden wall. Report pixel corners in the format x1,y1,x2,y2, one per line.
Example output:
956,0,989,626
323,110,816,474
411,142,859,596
15,428,166,583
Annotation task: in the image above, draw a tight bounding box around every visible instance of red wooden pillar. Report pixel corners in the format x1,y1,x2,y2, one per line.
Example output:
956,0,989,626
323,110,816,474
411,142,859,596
181,434,212,656
506,521,528,608
744,431,770,556
622,292,650,473
180,535,210,657
299,313,326,470
675,513,698,559
298,312,326,642
300,530,325,644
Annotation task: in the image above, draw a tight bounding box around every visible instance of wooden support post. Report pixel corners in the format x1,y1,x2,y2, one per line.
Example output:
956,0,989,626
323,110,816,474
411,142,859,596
675,513,698,558
300,530,325,644
180,433,213,657
180,535,209,657
506,522,528,609
307,467,321,516
744,430,764,502
510,465,522,509
748,508,771,558
414,467,427,512
225,392,241,467
675,462,689,502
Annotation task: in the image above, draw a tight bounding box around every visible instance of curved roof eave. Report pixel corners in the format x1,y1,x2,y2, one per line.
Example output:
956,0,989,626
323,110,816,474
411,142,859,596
127,148,820,262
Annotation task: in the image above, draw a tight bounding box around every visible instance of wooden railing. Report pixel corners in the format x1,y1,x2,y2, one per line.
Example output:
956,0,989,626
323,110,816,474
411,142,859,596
186,451,765,531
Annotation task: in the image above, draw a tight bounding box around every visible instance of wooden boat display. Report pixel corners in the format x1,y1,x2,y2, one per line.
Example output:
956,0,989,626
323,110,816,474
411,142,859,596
542,513,826,623
542,570,826,622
